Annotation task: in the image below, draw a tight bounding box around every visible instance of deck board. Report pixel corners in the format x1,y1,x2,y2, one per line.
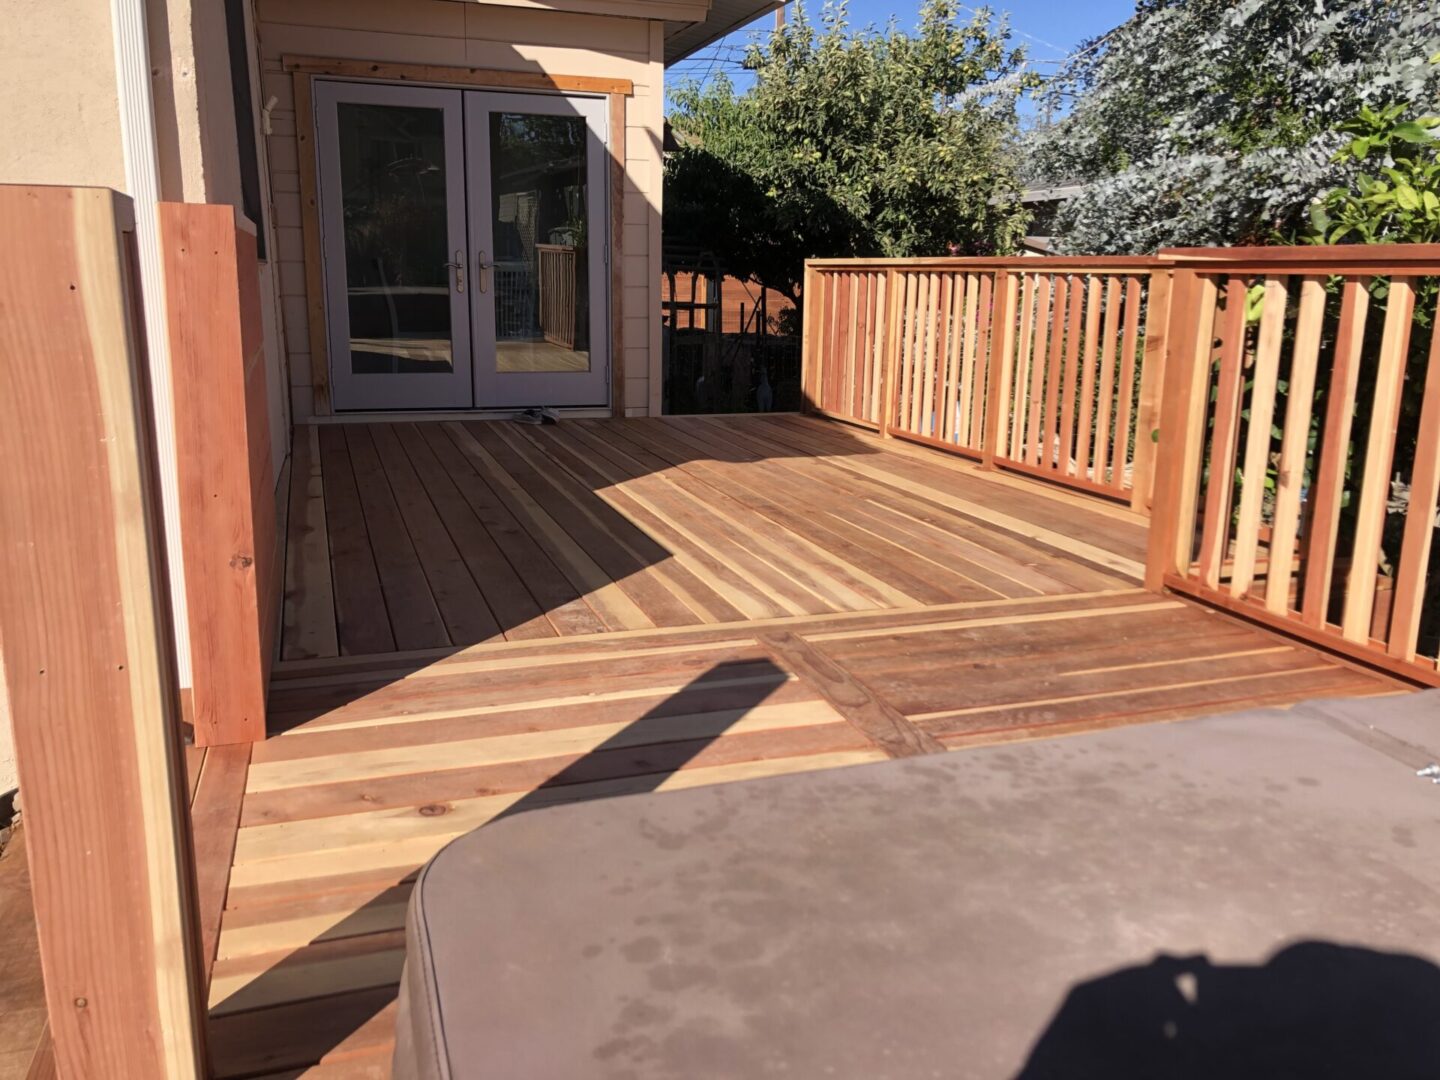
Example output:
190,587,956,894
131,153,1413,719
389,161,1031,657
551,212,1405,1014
221,414,1408,1078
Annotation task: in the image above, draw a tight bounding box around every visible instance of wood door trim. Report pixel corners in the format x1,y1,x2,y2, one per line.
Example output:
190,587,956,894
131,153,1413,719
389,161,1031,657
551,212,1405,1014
283,55,634,97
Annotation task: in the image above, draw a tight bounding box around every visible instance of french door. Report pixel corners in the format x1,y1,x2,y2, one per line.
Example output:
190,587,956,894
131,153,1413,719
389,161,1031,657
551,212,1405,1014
315,80,609,411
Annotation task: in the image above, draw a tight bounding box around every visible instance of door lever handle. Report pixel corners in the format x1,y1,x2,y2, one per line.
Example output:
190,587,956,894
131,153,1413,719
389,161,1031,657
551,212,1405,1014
476,250,493,294
445,250,465,293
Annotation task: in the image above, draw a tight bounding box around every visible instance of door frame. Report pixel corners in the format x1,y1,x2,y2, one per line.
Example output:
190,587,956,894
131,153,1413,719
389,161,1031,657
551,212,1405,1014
290,57,631,417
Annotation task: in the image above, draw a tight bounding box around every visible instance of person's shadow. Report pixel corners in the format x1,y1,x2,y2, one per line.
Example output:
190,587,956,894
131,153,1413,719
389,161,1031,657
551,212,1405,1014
1016,942,1440,1079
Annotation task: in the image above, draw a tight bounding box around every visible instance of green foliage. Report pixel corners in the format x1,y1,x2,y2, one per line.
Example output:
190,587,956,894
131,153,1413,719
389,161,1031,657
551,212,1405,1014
1029,0,1440,254
665,1,1038,303
1307,102,1440,246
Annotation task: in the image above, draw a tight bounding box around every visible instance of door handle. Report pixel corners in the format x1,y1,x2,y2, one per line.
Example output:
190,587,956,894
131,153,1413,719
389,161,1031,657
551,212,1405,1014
445,250,465,293
476,250,493,294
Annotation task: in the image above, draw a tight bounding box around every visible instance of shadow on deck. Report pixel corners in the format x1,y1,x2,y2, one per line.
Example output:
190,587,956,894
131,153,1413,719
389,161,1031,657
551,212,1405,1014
197,414,1406,1078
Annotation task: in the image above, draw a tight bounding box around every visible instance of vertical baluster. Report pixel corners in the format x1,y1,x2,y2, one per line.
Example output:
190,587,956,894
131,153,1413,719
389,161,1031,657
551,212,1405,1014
1114,277,1143,493
869,272,886,424
959,273,981,447
1041,275,1069,474
1010,273,1037,460
1264,276,1326,613
1389,295,1440,662
1093,277,1123,485
1197,277,1250,591
1075,276,1104,480
969,273,991,452
1342,278,1415,642
1302,278,1371,626
930,274,952,439
1230,276,1289,598
1025,275,1052,463
1059,276,1086,475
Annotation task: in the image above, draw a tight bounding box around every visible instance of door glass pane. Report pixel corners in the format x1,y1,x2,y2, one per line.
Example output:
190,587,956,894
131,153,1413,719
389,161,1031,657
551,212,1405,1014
337,103,453,375
489,113,591,373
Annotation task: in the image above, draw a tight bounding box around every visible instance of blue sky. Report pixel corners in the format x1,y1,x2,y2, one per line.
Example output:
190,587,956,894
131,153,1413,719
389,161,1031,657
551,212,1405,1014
667,0,1138,113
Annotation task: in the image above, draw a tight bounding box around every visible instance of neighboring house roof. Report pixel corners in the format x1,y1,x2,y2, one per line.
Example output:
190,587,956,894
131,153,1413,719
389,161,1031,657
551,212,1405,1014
1020,182,1085,204
665,0,784,65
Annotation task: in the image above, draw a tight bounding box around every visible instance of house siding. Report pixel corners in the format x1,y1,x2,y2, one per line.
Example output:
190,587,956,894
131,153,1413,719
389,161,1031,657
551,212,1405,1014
253,0,666,418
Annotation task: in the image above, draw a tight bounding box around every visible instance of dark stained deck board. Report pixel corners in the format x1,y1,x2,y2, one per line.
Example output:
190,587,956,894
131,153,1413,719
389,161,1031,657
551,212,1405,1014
389,424,556,641
366,424,502,648
342,426,449,651
314,426,394,657
233,416,1410,1080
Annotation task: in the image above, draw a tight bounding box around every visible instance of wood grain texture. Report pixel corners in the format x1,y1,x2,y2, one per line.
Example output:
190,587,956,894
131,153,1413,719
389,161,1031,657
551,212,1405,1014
0,186,205,1079
201,408,1415,1078
162,203,274,746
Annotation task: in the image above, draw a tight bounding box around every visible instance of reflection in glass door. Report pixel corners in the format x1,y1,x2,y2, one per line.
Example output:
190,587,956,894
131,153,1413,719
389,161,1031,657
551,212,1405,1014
316,81,472,411
467,92,610,408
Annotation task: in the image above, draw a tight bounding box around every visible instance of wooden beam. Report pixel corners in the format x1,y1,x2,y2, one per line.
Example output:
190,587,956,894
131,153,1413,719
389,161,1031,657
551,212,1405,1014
282,55,634,97
162,203,275,746
0,185,206,1079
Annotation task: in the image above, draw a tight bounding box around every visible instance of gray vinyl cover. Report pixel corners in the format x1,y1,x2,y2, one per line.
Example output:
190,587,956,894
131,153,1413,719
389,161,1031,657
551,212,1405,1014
392,691,1440,1079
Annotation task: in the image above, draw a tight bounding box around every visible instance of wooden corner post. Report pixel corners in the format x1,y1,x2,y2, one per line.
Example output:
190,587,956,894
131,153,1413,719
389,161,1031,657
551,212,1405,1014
800,262,818,412
981,269,1018,468
0,186,206,1078
1144,266,1211,591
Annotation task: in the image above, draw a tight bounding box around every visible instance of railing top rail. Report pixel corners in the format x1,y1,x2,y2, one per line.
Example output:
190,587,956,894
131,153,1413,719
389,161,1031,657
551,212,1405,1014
807,244,1440,276
1159,242,1440,264
805,255,1168,271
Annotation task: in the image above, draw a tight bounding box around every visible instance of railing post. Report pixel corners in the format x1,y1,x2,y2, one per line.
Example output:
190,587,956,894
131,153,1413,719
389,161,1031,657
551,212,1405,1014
981,268,1018,468
879,267,903,437
0,186,207,1079
1130,266,1173,513
800,262,818,413
1144,266,1209,592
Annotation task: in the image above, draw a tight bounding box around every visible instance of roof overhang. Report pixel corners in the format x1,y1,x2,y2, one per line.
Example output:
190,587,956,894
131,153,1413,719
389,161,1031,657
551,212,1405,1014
665,0,784,66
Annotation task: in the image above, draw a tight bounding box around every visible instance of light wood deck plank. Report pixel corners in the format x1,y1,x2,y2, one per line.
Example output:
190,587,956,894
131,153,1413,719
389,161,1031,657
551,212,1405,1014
224,414,1408,1080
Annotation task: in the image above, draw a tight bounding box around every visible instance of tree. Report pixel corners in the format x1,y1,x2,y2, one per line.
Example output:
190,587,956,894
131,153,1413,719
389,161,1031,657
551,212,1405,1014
664,1,1037,306
1029,0,1440,254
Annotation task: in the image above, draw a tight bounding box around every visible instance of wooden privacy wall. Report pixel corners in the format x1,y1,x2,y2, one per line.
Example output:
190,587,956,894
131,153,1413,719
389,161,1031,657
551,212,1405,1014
803,257,1169,512
162,203,279,745
0,186,206,1078
1148,245,1440,687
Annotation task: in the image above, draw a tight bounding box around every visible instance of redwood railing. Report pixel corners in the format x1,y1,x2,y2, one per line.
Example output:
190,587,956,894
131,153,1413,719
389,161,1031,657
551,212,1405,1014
802,257,1170,512
803,245,1440,687
1147,244,1440,687
537,243,578,349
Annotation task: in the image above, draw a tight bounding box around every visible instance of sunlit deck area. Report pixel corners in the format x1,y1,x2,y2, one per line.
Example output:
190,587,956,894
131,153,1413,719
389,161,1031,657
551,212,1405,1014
189,414,1404,1078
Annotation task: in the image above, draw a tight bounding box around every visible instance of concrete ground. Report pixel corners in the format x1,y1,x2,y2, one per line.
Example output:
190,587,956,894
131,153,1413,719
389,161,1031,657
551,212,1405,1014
398,691,1440,1079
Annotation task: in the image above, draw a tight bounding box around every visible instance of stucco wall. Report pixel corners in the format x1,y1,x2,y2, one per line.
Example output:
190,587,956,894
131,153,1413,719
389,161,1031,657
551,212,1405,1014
254,0,665,418
0,0,129,800
0,0,127,191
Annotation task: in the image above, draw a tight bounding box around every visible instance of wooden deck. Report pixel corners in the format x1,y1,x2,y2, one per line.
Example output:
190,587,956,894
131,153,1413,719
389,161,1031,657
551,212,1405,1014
201,414,1405,1078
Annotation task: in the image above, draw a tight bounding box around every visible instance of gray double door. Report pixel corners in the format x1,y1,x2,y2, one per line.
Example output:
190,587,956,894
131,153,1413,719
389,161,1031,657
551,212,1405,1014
315,79,609,411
